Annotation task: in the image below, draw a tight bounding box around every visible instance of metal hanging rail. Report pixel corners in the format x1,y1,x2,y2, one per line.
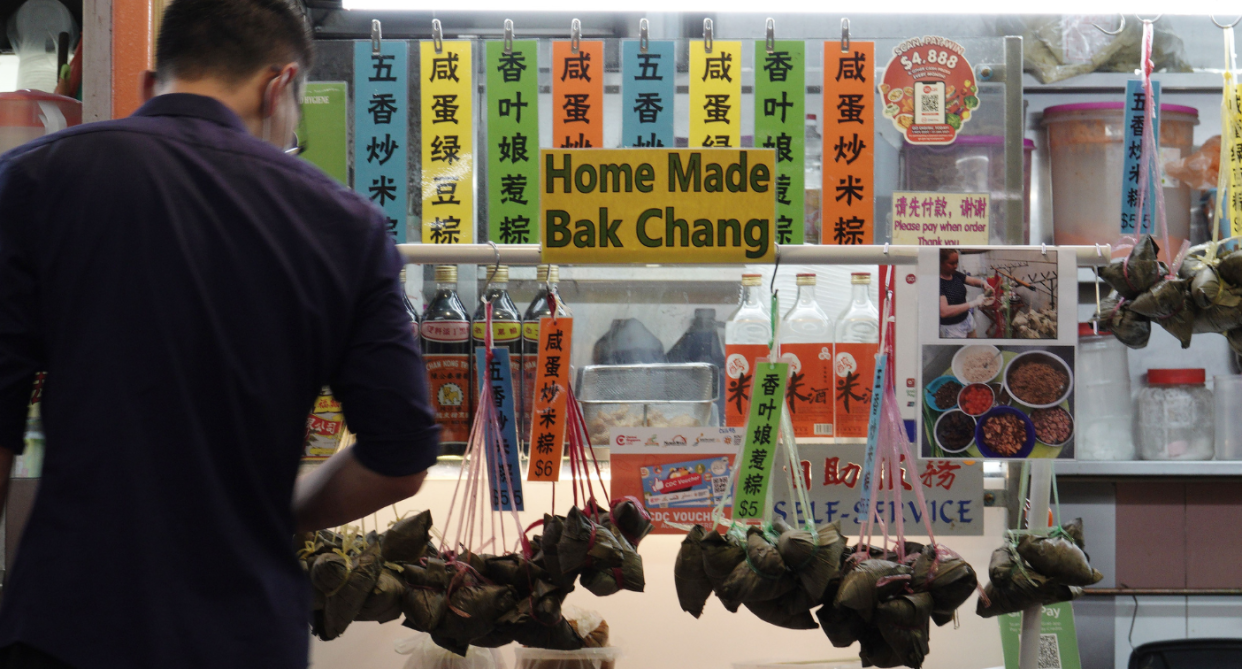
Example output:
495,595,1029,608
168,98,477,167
396,243,1113,266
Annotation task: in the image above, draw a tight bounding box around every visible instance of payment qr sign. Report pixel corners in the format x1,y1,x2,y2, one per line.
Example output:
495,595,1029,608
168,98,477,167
880,36,977,145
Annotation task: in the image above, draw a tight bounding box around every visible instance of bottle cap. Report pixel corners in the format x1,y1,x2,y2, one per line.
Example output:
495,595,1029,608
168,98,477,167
547,264,560,284
536,264,550,283
1148,369,1205,385
434,265,458,283
483,264,509,285
796,273,817,286
850,272,871,285
741,273,763,287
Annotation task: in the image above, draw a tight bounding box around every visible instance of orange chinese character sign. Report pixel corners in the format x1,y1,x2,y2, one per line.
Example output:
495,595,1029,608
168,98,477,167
552,41,603,149
879,36,977,145
527,316,573,482
823,41,874,246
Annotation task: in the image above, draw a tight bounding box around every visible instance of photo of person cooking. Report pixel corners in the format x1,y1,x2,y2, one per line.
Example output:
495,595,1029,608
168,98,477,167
939,248,992,339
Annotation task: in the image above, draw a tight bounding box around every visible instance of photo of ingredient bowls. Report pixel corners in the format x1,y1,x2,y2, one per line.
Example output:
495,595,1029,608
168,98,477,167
934,410,976,454
988,382,1012,406
1030,406,1075,447
924,375,963,412
975,406,1036,458
951,344,1003,384
957,383,995,417
1003,350,1074,409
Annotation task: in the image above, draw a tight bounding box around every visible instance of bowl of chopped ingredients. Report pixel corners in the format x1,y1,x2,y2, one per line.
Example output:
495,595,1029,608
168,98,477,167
951,344,1003,384
924,375,963,412
975,406,1037,458
934,409,976,453
1003,350,1074,409
1030,406,1074,447
957,383,995,417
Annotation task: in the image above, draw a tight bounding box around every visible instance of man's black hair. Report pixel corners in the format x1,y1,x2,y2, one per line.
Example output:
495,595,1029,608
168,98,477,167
155,0,314,85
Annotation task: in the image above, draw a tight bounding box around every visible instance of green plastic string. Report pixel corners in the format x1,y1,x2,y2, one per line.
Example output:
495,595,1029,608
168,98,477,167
1017,461,1030,530
769,292,779,352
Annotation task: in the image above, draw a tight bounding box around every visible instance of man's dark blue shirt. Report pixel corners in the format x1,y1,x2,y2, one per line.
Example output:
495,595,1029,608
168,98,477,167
0,94,439,668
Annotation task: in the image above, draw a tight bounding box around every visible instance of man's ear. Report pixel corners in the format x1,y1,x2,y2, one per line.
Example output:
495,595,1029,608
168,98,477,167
141,71,158,103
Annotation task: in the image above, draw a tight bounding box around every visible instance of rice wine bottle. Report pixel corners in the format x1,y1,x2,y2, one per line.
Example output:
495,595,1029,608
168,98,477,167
422,265,472,458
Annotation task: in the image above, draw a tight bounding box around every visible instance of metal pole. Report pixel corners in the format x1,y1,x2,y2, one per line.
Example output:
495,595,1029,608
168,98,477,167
1018,460,1053,669
1003,36,1025,245
397,244,1113,267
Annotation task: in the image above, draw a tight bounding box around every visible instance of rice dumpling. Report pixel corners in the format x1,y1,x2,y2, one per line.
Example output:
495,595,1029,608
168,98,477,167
608,498,654,547
701,529,747,594
742,598,819,630
1218,249,1242,286
558,507,625,573
436,576,518,650
775,520,847,602
1016,535,1103,587
834,560,913,621
317,547,382,640
815,599,867,648
674,525,713,618
354,567,405,623
1130,278,1189,320
875,592,932,669
381,510,434,563
1100,236,1165,299
717,529,796,611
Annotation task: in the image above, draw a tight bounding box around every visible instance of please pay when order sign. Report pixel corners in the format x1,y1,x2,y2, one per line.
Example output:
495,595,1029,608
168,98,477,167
540,148,778,264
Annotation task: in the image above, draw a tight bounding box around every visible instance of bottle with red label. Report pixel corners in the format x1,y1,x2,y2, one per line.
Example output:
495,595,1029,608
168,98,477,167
472,264,522,405
399,267,420,341
422,264,472,458
833,272,880,441
724,273,771,427
780,273,835,439
522,264,570,450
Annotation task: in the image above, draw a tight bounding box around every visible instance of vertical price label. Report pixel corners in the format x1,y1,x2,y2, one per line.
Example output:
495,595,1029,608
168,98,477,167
487,40,539,244
354,41,409,242
754,41,805,245
475,348,525,511
527,316,574,482
552,41,603,149
1230,83,1242,237
690,41,742,148
421,40,474,244
1119,79,1161,237
823,41,874,245
622,40,675,148
732,362,789,520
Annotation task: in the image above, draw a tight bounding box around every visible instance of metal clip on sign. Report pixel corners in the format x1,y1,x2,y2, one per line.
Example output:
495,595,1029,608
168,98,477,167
431,18,443,54
765,18,775,55
703,18,713,54
370,19,381,55
571,18,581,54
840,18,850,52
639,18,649,55
503,19,514,55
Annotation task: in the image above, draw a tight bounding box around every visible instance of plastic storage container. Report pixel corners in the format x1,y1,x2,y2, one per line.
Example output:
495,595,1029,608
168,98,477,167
0,90,82,154
1042,102,1198,257
899,136,1034,244
1215,375,1242,460
1075,324,1135,460
1137,368,1214,461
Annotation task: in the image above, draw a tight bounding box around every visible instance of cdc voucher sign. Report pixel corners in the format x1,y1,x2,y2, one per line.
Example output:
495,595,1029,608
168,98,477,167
540,148,778,264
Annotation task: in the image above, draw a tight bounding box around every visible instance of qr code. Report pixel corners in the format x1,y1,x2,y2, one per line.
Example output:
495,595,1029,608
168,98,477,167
1038,633,1061,669
712,475,729,499
920,94,940,113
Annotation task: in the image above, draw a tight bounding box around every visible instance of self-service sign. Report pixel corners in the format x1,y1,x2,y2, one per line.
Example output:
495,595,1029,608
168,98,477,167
540,148,777,264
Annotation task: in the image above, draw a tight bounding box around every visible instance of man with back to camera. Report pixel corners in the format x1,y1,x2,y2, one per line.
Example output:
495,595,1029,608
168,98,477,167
0,1,440,667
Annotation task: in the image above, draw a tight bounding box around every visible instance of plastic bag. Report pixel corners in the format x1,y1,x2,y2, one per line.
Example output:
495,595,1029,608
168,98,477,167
395,633,507,669
995,15,1191,84
1165,135,1220,190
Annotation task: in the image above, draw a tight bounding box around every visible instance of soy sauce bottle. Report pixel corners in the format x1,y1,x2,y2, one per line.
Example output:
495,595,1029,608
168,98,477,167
472,265,522,406
421,265,472,459
521,264,570,448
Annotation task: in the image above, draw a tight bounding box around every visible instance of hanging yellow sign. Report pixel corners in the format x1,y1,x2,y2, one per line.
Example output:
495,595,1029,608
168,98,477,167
689,41,742,149
421,40,474,244
539,148,777,264
1228,83,1242,237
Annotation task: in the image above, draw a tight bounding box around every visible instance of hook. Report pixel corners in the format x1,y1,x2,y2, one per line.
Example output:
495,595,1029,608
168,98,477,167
841,18,850,53
570,18,581,54
1041,243,1047,257
639,18,649,55
703,18,713,55
431,19,443,55
371,19,382,55
765,18,775,55
482,241,502,300
1213,15,1242,28
503,19,514,55
769,244,781,295
1091,14,1125,36
883,242,890,257
1138,14,1162,24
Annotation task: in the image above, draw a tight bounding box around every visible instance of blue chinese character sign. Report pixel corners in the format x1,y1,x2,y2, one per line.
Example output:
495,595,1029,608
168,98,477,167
354,41,409,242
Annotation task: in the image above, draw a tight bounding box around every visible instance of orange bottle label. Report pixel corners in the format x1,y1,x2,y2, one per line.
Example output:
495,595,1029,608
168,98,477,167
832,342,877,438
780,343,834,437
425,354,472,443
724,344,771,427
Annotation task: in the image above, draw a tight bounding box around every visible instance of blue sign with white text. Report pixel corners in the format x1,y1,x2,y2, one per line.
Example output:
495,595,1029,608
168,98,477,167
354,41,409,242
1120,79,1161,237
474,347,524,511
621,40,675,149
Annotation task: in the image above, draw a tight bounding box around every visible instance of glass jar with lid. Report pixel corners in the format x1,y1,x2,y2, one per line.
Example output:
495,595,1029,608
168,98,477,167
1076,324,1135,460
1136,368,1214,461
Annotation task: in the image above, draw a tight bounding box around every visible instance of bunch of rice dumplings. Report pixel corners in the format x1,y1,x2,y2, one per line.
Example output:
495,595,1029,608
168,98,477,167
675,520,976,668
976,519,1102,619
1096,235,1242,352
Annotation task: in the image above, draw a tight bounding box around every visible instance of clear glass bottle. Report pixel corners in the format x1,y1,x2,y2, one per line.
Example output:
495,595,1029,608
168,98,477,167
1076,323,1135,460
780,273,835,438
833,272,880,440
724,273,771,427
804,114,823,244
522,265,570,450
473,265,522,406
422,265,472,459
1137,368,1214,461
